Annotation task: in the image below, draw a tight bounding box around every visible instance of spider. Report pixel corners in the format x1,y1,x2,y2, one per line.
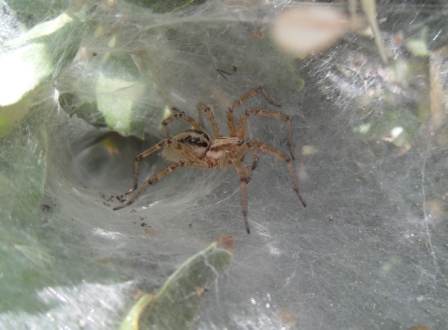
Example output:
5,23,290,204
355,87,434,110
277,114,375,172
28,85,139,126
113,86,306,234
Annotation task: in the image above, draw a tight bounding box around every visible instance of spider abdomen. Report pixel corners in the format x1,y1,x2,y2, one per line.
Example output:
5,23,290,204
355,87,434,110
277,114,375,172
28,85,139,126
162,129,211,162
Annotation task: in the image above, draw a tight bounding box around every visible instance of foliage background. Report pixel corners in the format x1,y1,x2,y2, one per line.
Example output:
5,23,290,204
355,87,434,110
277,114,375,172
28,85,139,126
0,0,447,329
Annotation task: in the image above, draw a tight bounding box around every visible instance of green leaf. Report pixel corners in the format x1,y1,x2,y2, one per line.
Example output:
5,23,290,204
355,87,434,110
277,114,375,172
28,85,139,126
122,0,206,13
95,52,167,137
5,0,69,26
0,8,87,108
120,242,233,330
0,106,48,222
0,101,51,312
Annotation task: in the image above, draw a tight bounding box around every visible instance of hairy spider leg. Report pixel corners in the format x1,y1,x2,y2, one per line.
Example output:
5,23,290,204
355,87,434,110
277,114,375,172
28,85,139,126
227,86,281,137
115,144,214,211
218,143,254,233
237,108,295,160
126,139,171,194
232,142,254,182
241,162,253,183
126,137,215,195
232,145,253,232
235,143,259,171
162,108,204,138
113,161,185,211
197,103,222,138
248,140,306,208
232,158,251,234
249,146,259,170
197,105,205,128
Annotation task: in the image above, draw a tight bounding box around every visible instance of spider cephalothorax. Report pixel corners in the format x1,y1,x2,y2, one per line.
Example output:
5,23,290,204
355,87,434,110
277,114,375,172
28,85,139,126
113,86,306,234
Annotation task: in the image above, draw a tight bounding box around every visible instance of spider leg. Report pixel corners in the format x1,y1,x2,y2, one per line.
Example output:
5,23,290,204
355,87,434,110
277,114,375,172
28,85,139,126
241,162,253,184
248,140,306,208
197,103,223,138
162,108,205,138
227,86,281,137
238,148,258,171
197,105,205,128
226,109,237,137
237,108,295,160
232,159,251,234
126,139,171,194
113,161,185,211
233,142,253,182
249,147,259,170
176,148,215,168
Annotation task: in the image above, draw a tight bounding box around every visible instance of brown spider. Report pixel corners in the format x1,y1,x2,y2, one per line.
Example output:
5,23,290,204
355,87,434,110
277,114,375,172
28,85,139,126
113,86,306,233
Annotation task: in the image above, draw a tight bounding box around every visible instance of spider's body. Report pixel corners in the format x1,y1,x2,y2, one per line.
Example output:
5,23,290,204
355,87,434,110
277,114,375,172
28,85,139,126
113,87,306,233
162,129,212,162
